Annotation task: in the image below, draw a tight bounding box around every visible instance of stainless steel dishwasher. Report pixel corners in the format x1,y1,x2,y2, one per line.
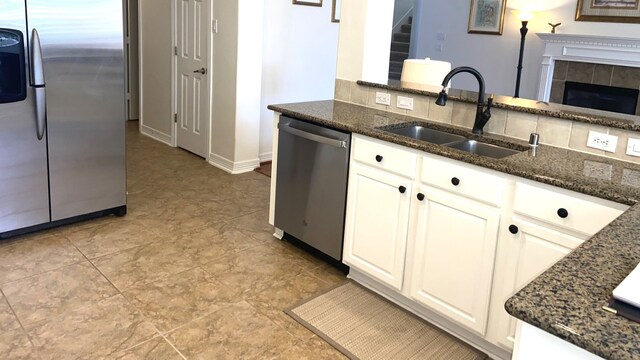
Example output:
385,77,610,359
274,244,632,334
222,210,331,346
275,116,351,261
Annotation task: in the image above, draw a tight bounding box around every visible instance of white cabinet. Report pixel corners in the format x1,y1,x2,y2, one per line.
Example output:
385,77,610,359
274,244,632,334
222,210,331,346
346,135,505,335
489,220,584,349
409,185,500,335
342,161,413,291
342,134,627,357
489,180,627,351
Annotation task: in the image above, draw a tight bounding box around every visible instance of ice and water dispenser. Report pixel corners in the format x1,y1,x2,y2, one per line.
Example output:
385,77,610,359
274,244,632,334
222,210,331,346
0,28,27,104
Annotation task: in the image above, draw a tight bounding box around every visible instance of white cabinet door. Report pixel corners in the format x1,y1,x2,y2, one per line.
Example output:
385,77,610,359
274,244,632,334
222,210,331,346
409,186,500,335
343,162,412,291
492,219,583,350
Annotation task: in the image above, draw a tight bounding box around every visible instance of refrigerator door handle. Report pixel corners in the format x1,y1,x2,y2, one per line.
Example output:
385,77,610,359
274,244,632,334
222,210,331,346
30,29,46,140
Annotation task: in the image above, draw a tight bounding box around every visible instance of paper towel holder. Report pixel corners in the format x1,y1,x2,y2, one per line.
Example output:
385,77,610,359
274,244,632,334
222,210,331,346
400,58,452,91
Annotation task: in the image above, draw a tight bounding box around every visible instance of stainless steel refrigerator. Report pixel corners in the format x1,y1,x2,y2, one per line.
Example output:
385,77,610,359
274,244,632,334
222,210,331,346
0,0,126,238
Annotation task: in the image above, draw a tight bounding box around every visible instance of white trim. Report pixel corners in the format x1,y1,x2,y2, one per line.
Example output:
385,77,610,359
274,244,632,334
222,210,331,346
140,124,172,145
259,152,272,163
170,0,177,148
208,153,260,174
269,112,281,226
536,33,640,101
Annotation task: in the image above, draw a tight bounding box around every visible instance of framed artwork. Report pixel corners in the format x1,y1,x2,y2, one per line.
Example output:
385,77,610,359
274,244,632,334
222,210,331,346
292,0,322,6
468,0,507,35
576,0,640,23
332,0,341,23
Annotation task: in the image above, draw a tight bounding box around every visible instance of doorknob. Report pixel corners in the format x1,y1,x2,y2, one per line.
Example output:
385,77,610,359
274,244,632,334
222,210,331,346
193,67,207,75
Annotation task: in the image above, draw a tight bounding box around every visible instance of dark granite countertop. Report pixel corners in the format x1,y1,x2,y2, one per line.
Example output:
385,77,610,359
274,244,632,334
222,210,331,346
268,99,640,360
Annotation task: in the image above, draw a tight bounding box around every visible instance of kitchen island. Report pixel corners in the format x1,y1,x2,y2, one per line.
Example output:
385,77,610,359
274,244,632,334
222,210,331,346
268,99,640,360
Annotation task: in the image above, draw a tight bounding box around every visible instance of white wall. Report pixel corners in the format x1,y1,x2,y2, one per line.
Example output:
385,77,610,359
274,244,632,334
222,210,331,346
336,0,395,83
259,0,340,160
235,0,263,166
411,0,640,99
393,0,414,28
138,0,341,171
210,0,238,162
138,0,173,144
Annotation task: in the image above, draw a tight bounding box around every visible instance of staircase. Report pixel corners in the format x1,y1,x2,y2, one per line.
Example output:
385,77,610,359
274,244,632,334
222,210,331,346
389,16,412,81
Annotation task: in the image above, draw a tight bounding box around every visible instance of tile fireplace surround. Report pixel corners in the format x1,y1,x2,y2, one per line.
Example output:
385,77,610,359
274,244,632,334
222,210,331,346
549,60,640,116
536,33,640,105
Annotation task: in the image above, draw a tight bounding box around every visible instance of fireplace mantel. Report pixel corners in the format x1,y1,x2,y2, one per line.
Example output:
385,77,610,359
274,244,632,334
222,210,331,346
536,33,640,102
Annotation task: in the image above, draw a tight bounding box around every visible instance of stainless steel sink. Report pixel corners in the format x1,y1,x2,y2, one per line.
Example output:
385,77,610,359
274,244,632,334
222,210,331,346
384,125,467,145
444,140,521,159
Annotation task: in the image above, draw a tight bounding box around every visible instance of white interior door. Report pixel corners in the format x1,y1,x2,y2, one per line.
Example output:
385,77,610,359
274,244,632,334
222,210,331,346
176,0,210,158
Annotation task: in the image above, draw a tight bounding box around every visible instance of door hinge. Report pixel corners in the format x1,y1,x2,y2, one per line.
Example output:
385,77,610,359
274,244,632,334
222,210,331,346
174,46,178,56
174,113,177,123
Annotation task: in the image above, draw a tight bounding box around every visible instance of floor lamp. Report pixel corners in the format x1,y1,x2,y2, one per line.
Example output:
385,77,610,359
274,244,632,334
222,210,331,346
514,12,533,98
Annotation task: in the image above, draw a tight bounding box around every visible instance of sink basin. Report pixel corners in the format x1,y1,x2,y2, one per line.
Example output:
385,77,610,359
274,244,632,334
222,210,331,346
384,125,467,145
444,140,522,159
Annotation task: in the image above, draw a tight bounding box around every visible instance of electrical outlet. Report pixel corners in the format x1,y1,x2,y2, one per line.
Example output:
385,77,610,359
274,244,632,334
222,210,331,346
437,32,446,40
435,44,443,52
397,96,414,110
375,92,391,106
587,131,618,152
626,138,640,157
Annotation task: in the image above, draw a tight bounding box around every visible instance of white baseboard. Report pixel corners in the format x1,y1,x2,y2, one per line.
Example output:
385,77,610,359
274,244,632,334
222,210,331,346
140,124,172,146
259,152,272,163
208,153,260,174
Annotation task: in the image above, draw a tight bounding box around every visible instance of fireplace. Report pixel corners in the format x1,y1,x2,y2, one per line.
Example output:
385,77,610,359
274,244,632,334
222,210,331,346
563,81,639,115
536,33,640,116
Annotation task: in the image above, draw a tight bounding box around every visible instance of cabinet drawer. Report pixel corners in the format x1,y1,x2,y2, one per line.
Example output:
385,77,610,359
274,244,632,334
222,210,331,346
513,181,627,236
421,155,507,206
352,135,417,178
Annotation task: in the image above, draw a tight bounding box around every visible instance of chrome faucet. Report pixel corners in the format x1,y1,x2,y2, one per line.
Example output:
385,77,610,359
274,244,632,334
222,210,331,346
435,66,493,136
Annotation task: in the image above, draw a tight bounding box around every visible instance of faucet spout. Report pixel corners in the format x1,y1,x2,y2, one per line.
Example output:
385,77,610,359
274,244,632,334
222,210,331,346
436,66,491,136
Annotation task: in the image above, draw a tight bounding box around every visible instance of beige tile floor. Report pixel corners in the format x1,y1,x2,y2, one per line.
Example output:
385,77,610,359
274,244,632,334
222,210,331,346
0,121,347,360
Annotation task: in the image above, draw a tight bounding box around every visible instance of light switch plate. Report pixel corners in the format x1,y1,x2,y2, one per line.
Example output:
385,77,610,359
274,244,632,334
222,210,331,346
626,138,640,157
397,96,414,110
375,92,391,106
587,131,617,153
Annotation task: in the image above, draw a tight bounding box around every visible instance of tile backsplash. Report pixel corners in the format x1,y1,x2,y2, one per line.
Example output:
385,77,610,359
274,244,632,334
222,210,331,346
335,78,640,164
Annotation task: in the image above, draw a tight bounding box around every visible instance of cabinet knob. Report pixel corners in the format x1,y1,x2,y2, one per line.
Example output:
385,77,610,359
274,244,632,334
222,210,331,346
451,177,460,186
417,193,425,201
557,208,569,219
375,155,383,162
509,225,519,234
399,186,406,194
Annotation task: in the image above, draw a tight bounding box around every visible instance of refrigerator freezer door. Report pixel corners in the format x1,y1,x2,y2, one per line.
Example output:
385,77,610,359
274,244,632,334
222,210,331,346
0,3,50,233
26,0,126,221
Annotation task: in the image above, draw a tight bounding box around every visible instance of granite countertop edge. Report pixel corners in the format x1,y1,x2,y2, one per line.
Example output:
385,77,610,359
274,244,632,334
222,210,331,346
268,99,640,360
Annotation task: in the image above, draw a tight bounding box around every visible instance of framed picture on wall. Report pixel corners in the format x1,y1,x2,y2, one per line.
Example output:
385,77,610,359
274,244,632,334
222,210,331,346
468,0,507,35
292,0,322,6
576,0,640,23
332,0,341,22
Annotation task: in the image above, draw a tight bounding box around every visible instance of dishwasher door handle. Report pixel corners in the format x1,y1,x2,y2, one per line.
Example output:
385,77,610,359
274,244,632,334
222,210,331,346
278,123,347,148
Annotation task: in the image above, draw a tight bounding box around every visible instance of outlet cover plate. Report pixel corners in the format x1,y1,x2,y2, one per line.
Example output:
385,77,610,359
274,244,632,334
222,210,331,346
397,96,414,110
626,138,640,157
375,92,391,106
587,131,618,153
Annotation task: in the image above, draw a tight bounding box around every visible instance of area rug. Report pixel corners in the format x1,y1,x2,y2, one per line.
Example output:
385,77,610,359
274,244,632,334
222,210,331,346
285,281,487,360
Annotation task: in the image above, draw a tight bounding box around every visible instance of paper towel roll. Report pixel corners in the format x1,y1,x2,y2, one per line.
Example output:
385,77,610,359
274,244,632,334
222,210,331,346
401,58,452,91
